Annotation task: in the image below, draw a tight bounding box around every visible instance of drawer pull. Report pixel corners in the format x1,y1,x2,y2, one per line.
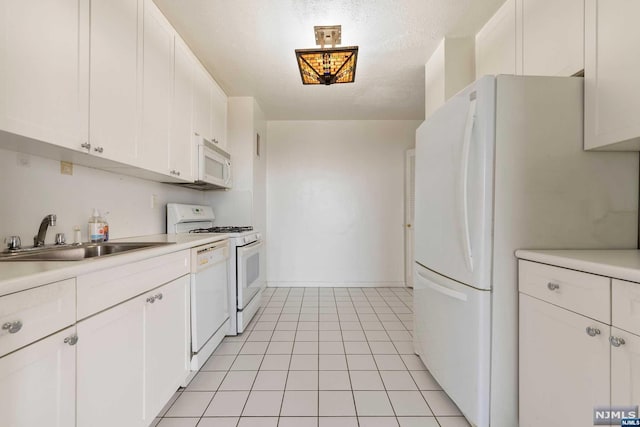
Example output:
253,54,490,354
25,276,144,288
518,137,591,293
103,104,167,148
610,336,626,347
586,327,601,337
154,293,163,301
547,282,560,291
2,321,23,334
146,296,156,304
64,334,78,346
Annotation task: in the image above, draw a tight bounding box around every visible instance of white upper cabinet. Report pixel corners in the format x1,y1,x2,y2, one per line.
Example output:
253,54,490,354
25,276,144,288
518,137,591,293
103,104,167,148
519,0,584,76
0,0,89,151
192,58,228,149
0,0,226,183
193,61,214,142
89,0,140,164
170,36,195,181
475,0,517,78
211,81,228,149
476,0,584,78
585,0,640,150
138,0,173,174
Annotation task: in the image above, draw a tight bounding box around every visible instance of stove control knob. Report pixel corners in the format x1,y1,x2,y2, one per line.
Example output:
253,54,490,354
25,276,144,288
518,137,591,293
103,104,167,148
256,233,261,240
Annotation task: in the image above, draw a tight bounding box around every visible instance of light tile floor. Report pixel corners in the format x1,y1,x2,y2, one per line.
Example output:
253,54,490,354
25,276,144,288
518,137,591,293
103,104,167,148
153,287,471,427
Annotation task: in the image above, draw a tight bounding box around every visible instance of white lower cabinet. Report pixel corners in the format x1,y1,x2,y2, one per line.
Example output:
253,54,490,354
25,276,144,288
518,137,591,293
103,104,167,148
77,291,145,427
611,327,640,407
519,257,640,426
519,294,610,426
144,275,190,422
77,275,189,427
0,326,77,427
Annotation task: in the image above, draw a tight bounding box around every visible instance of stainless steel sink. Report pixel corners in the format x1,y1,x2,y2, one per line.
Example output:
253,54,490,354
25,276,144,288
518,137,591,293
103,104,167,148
0,242,175,261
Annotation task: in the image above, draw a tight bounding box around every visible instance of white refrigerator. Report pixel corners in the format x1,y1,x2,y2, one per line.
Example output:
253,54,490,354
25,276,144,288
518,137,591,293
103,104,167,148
413,75,638,427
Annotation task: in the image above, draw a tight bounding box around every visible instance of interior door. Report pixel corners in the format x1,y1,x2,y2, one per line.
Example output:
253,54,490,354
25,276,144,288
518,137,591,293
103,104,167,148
404,149,415,288
413,262,490,427
414,76,495,290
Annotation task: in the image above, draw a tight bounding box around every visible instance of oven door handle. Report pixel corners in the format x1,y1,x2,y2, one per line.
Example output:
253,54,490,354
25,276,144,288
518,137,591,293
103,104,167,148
237,240,263,255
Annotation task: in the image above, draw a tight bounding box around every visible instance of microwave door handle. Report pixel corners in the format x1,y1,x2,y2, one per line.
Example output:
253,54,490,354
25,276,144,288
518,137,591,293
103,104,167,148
224,160,232,185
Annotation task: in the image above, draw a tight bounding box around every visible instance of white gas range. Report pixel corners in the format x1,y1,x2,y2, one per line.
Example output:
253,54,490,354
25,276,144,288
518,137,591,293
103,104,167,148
167,203,265,337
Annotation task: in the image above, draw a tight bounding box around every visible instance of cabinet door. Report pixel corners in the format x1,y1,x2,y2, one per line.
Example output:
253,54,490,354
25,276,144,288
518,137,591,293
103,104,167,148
169,36,195,181
0,0,88,151
611,327,640,407
0,326,76,427
143,276,190,422
520,0,583,76
193,62,213,141
585,0,640,150
77,296,145,427
138,0,172,174
475,0,517,78
211,82,228,148
519,294,610,427
89,0,140,163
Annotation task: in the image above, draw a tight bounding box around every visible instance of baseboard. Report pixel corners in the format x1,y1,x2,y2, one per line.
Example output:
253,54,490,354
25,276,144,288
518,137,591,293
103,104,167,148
266,281,406,288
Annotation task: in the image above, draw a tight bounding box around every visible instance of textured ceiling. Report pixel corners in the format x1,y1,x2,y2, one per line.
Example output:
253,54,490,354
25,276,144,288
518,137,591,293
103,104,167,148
154,0,505,120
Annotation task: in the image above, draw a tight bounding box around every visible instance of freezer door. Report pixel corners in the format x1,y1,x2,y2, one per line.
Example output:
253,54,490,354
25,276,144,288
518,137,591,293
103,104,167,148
413,262,491,427
414,76,495,290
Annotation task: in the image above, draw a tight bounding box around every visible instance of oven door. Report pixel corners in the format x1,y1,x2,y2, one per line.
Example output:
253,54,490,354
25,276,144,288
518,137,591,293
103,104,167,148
198,143,231,188
236,240,264,310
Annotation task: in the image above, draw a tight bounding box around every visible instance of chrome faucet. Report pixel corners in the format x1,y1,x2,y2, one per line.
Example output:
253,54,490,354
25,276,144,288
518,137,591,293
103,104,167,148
34,214,56,247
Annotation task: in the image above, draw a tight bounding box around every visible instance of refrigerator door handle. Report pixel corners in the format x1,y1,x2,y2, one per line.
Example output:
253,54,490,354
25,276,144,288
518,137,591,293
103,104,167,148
459,96,477,272
416,268,468,302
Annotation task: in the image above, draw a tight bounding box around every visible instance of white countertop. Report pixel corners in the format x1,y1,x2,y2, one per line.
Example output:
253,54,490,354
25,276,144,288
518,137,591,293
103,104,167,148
516,249,640,283
0,233,228,297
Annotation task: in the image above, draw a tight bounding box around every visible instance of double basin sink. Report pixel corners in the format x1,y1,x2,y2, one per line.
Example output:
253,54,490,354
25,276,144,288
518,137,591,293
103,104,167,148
0,242,174,262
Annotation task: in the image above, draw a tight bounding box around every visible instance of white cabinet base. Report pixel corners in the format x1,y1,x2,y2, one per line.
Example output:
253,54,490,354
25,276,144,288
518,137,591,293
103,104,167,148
519,294,610,427
0,327,76,427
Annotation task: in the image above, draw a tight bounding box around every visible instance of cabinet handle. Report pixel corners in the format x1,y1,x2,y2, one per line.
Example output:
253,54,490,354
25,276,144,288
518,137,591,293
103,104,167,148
81,142,91,150
155,293,163,301
93,146,104,153
146,296,156,304
547,282,560,291
586,327,601,337
63,334,78,346
610,336,626,347
2,321,22,334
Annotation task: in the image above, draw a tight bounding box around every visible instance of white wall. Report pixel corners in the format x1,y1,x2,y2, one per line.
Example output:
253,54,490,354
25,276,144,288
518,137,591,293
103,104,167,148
0,148,204,244
266,120,420,287
206,97,267,235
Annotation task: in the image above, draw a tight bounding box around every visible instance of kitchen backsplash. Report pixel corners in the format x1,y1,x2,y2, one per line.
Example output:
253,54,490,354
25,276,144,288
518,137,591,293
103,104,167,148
0,148,204,245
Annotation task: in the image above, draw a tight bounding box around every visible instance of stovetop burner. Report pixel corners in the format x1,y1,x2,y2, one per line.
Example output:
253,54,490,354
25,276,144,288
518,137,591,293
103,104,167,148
189,226,254,234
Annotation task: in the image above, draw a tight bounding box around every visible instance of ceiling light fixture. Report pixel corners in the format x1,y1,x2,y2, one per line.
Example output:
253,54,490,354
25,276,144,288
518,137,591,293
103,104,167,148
295,25,359,85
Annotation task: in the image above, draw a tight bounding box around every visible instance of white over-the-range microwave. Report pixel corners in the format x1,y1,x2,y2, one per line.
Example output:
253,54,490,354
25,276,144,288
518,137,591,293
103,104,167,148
172,135,232,191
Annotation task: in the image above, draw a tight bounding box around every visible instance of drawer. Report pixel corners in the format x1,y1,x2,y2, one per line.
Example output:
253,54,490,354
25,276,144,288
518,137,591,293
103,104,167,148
0,278,76,357
612,279,640,336
77,250,189,320
518,260,610,323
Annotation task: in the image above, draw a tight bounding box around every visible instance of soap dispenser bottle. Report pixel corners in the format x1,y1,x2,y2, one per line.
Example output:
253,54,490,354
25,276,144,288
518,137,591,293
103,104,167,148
88,208,104,243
